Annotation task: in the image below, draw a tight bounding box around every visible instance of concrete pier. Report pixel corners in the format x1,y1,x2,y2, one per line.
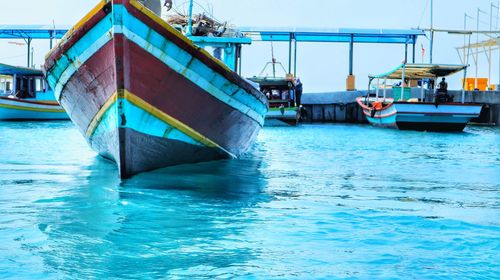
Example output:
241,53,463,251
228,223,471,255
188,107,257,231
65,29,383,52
301,89,500,126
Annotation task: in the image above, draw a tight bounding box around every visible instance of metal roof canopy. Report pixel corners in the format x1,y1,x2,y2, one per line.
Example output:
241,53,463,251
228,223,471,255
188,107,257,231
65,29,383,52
369,64,467,80
239,27,426,79
240,27,424,44
0,25,69,40
0,63,44,76
0,25,70,68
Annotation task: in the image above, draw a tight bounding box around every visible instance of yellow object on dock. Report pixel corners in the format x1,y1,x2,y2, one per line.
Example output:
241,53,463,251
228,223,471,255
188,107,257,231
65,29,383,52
462,78,488,91
346,75,356,91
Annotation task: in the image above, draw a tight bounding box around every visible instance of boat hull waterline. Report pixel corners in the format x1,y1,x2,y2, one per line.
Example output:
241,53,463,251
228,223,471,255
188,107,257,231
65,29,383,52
356,98,483,132
45,0,268,178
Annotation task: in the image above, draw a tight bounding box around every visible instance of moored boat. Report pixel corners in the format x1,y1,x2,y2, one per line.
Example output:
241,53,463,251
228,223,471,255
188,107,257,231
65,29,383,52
249,60,301,126
0,63,68,120
44,0,268,178
357,64,483,132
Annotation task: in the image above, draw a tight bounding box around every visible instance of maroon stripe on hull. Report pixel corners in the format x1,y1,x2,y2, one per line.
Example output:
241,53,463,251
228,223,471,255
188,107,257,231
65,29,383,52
122,1,267,105
59,39,117,134
120,35,261,155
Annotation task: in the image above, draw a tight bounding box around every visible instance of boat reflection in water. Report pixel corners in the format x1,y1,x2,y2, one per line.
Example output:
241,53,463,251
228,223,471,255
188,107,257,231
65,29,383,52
31,154,269,278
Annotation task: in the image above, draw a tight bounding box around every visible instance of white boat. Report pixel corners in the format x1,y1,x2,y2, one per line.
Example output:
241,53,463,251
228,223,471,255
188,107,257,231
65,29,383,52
0,63,68,120
357,64,483,132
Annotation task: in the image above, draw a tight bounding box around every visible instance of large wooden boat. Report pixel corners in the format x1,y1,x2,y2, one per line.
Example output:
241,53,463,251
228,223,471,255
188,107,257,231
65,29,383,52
0,63,68,120
44,0,268,178
357,64,483,132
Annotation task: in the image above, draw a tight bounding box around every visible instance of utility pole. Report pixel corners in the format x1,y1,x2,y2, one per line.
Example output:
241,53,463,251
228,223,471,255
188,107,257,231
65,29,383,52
430,0,434,64
464,13,473,65
476,8,487,89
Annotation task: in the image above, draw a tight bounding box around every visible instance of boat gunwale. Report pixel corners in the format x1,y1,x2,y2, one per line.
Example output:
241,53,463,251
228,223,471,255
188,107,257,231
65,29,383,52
45,0,268,108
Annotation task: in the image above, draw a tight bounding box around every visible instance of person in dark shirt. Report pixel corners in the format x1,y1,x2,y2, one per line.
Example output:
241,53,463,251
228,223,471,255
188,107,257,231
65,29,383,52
436,77,452,102
438,78,448,93
294,78,303,107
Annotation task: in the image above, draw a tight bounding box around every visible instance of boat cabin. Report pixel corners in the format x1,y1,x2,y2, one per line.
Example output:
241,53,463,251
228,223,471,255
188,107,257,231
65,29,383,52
0,63,51,100
248,61,296,109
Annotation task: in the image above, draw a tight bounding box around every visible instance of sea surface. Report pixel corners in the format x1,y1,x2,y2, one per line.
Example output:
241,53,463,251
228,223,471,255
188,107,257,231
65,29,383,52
0,121,498,279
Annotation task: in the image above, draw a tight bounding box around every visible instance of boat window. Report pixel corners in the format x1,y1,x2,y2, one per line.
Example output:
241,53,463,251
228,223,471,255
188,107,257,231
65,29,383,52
35,78,43,92
14,76,37,98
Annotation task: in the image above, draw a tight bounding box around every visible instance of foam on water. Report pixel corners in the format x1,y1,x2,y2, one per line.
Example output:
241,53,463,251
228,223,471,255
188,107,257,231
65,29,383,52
0,122,499,279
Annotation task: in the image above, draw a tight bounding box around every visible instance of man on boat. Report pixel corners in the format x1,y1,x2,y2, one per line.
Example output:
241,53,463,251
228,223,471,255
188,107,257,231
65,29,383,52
294,78,303,107
436,77,452,103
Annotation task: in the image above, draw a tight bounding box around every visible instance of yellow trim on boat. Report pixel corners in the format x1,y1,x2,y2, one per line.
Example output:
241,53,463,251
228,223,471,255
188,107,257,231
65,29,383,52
85,92,117,137
46,0,108,58
124,90,227,152
0,103,66,113
85,89,233,157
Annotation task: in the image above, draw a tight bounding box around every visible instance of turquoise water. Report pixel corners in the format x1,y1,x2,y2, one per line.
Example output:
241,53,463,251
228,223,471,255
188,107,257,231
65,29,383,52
0,122,499,279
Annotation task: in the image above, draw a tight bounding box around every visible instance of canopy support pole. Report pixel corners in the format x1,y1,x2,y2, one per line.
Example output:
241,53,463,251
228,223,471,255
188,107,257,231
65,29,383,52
376,78,380,101
288,33,292,74
186,0,194,36
26,38,32,68
349,34,354,75
383,78,387,102
462,67,468,104
294,37,297,76
12,74,17,95
420,79,425,101
401,64,405,101
412,38,416,63
49,31,53,49
405,43,408,62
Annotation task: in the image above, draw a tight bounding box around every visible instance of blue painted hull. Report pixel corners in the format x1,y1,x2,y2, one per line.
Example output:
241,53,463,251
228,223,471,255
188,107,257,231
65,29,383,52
0,97,68,121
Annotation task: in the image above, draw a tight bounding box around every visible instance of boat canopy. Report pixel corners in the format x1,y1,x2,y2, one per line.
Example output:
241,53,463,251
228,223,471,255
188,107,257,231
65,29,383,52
369,64,467,80
0,63,43,76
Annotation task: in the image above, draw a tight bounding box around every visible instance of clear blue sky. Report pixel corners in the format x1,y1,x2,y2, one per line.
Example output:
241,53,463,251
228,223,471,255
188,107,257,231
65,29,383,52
1,0,498,91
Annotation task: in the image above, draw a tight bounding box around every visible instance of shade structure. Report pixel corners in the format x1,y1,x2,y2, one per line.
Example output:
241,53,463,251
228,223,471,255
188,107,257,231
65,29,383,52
239,27,425,44
0,63,43,76
369,64,467,80
0,25,70,40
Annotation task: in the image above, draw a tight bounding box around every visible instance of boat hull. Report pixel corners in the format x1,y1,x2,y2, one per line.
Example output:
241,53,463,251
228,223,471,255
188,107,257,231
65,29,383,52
45,0,267,178
0,97,68,120
357,97,483,132
265,108,299,126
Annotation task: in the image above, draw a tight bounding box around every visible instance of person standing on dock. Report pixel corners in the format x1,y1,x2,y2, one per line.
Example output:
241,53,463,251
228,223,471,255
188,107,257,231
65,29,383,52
294,78,303,107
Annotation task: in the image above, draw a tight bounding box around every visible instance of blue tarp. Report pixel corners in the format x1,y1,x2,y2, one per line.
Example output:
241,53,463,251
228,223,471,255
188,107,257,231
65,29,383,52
239,27,425,44
0,25,70,39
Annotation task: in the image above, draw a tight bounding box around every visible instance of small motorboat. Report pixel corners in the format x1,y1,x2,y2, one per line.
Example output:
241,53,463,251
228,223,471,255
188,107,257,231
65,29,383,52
357,63,483,132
